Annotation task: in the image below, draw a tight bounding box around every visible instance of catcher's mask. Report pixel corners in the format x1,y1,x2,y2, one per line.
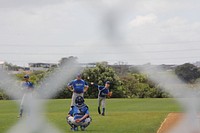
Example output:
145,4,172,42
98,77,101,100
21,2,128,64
75,96,84,106
24,75,29,79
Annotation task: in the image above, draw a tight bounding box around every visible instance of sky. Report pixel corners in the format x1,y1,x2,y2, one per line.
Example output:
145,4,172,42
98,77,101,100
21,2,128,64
0,0,200,66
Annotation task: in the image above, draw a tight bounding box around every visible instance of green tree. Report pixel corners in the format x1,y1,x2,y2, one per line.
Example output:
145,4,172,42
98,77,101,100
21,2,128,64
59,56,78,67
121,74,148,98
175,63,200,83
120,74,138,98
15,70,46,85
82,63,123,98
120,74,169,98
0,89,10,100
4,62,23,71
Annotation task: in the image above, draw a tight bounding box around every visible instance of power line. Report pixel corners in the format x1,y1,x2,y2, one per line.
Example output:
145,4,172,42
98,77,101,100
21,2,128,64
137,40,200,45
4,56,200,62
142,49,200,53
0,48,200,55
0,40,200,47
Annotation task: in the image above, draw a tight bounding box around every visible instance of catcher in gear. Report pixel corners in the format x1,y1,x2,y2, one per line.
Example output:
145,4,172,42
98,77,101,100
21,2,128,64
91,81,112,116
66,96,92,131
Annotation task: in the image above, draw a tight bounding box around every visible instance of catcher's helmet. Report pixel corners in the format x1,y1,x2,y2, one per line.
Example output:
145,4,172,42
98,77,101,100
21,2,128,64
24,75,29,79
75,96,84,106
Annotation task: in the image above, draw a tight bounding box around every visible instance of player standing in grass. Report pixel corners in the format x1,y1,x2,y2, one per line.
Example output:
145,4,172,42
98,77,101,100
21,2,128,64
18,75,34,118
91,81,112,116
67,74,89,107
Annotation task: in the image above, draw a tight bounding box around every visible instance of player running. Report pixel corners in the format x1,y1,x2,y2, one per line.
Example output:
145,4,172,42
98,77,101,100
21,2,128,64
18,75,34,118
91,81,112,116
66,96,92,131
67,74,89,107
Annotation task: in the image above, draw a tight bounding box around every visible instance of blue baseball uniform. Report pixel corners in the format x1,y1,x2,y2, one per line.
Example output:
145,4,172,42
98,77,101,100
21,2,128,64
19,81,34,117
68,79,88,93
98,86,109,98
22,81,34,92
68,79,88,106
92,83,110,115
69,104,89,122
93,84,109,98
67,104,91,128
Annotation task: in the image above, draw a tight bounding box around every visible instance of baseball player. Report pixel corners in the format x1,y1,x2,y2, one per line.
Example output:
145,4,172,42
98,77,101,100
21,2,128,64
91,81,112,116
67,74,88,107
18,75,34,118
66,96,92,131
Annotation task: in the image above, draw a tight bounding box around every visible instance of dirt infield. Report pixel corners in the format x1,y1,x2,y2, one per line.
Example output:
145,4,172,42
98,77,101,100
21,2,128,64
157,113,183,133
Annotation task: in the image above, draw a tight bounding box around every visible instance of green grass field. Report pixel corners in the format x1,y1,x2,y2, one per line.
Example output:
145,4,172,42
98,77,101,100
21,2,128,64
0,98,181,133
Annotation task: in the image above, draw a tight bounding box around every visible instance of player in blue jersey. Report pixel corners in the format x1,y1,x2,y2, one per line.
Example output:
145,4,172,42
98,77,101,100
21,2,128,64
66,96,92,131
91,81,112,116
67,74,89,106
18,75,34,118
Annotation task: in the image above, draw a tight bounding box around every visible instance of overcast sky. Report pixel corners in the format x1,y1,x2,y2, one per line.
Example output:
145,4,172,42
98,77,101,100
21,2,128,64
0,0,200,66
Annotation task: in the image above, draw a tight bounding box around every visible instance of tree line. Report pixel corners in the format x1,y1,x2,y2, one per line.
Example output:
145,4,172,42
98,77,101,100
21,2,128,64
1,61,200,100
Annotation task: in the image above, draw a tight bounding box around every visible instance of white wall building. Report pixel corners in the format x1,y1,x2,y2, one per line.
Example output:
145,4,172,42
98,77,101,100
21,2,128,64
0,61,5,69
79,63,96,68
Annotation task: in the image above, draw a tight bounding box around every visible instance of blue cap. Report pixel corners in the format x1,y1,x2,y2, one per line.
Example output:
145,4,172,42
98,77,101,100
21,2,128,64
105,81,110,84
77,73,82,77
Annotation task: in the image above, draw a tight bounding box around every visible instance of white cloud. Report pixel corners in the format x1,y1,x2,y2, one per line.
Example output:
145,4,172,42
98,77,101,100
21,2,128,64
133,0,200,15
161,17,200,34
1,0,200,65
126,13,200,64
129,14,158,27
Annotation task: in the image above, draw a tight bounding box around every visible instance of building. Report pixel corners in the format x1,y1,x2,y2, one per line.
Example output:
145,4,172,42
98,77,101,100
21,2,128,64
0,61,5,69
79,63,96,68
28,63,57,71
159,64,177,71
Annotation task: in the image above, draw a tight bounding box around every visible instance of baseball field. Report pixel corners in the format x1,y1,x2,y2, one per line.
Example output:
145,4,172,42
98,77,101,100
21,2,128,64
0,98,181,133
